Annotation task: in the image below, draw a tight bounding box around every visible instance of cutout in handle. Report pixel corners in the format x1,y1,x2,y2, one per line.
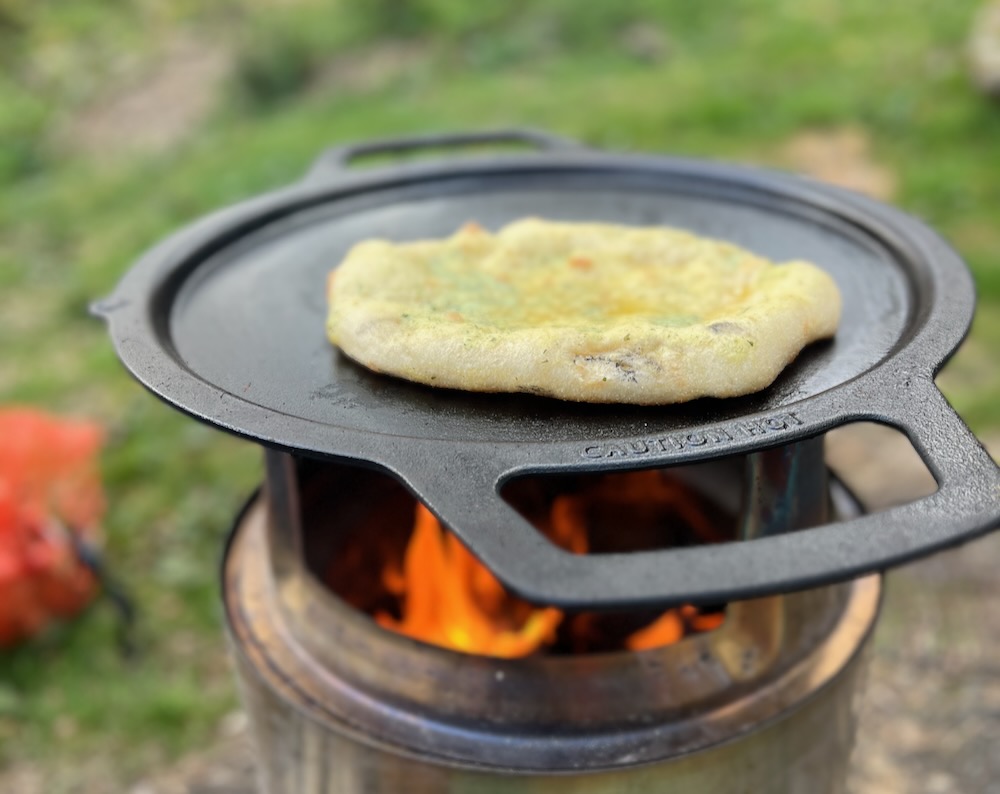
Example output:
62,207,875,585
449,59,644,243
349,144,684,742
386,381,999,609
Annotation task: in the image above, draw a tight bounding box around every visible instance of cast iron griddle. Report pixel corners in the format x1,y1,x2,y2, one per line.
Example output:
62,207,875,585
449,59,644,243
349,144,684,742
98,130,1000,608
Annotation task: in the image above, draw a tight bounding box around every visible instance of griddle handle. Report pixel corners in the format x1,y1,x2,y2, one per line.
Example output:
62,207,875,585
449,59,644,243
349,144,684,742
385,380,1000,610
305,129,586,181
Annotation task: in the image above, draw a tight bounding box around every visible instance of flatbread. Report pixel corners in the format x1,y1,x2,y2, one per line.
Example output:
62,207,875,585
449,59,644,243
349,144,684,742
325,219,841,404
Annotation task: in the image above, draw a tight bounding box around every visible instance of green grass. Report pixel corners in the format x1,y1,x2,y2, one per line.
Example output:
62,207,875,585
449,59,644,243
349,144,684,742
1,0,998,787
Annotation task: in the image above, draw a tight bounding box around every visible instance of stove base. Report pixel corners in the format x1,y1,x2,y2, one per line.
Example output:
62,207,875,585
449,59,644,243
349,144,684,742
224,495,880,794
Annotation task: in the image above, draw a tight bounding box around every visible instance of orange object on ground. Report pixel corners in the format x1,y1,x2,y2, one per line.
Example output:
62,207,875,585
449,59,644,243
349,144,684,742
0,409,105,647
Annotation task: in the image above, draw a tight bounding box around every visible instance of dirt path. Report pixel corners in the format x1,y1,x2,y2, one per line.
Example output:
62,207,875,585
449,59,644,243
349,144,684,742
60,33,232,159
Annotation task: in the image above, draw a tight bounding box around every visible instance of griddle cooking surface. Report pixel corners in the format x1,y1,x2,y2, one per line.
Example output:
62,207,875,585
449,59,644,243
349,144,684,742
168,174,908,445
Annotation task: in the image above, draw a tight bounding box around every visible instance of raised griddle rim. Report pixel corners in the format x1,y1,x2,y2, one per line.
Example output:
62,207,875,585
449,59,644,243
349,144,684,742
96,129,1000,609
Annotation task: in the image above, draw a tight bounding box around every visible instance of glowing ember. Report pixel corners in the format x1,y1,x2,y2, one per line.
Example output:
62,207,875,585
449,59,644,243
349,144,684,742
625,609,683,651
625,605,725,651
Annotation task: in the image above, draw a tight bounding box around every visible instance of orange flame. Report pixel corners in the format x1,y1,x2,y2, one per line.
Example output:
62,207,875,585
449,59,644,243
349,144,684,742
376,505,564,657
373,476,726,658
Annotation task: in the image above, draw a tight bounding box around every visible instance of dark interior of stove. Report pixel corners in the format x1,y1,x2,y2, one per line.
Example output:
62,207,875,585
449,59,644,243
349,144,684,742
296,458,736,655
501,465,738,554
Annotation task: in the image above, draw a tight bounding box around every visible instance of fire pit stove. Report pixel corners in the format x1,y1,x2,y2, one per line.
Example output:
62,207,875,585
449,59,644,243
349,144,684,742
97,130,1000,793
224,446,879,792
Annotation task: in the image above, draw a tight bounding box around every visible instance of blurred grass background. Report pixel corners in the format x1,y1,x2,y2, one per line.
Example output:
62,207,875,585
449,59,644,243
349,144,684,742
1,0,998,789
